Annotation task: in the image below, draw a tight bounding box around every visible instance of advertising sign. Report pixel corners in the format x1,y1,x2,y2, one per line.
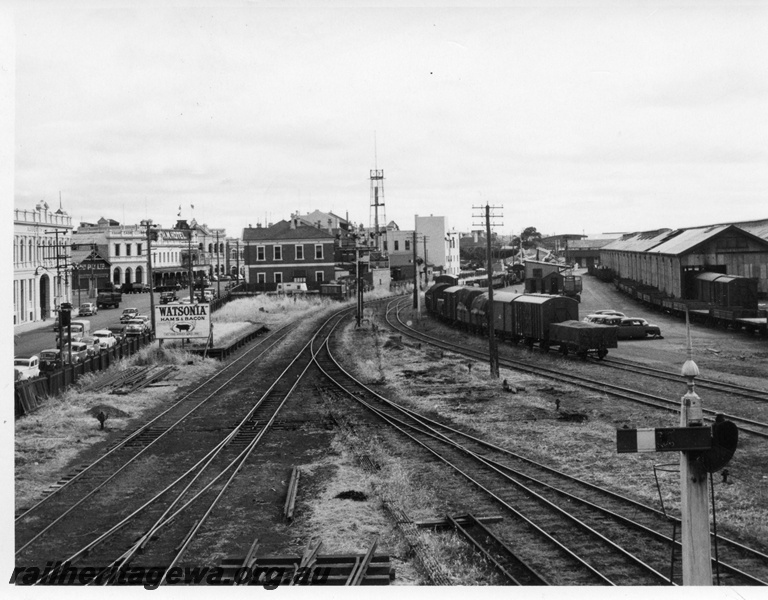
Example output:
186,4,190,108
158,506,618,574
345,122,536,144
155,303,211,340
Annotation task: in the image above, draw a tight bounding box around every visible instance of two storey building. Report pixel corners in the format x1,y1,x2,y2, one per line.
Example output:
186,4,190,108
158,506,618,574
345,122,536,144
242,218,336,292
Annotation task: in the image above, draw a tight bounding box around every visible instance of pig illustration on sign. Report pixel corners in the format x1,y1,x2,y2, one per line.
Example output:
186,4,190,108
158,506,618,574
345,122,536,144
171,322,195,334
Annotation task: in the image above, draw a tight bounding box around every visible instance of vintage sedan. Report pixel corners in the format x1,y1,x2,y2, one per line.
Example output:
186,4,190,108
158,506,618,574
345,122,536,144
78,336,103,357
618,318,663,340
92,329,118,349
78,302,98,316
14,356,40,381
125,319,151,337
120,308,140,323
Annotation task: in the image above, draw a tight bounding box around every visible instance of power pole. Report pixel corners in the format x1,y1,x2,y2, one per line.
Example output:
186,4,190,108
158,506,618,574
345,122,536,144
142,220,157,335
412,230,419,310
473,203,503,378
216,231,221,297
187,229,195,302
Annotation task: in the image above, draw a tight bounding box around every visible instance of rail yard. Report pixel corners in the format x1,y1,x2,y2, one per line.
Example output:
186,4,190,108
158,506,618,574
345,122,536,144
13,273,768,587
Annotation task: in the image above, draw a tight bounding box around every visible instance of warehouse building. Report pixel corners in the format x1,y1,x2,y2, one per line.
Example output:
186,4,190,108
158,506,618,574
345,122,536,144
600,219,768,299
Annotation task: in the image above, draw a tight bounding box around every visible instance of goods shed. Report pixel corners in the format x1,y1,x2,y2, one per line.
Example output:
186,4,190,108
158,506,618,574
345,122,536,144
600,223,768,299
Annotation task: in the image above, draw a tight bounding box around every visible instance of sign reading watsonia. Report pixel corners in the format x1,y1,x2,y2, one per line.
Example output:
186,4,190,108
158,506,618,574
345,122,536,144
154,303,211,340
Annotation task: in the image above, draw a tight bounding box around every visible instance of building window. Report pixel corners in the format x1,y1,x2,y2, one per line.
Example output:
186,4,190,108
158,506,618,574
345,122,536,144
405,240,410,251
257,272,266,284
296,245,304,260
137,243,142,255
314,244,323,260
383,241,388,251
316,271,324,283
257,246,265,261
126,244,132,256
274,272,283,284
274,245,282,261
394,240,399,251
115,244,121,256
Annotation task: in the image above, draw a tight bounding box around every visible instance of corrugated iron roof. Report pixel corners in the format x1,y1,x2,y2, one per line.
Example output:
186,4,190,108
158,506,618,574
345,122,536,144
567,238,616,250
647,225,731,255
734,218,768,242
601,229,673,252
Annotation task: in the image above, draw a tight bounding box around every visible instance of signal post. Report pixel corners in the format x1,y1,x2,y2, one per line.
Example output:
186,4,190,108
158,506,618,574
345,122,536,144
616,317,737,585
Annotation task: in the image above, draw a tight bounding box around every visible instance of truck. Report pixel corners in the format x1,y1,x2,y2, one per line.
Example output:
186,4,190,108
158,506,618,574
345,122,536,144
55,319,91,345
97,287,122,309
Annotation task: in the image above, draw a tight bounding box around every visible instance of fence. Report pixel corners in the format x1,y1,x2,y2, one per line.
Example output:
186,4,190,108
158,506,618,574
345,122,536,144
14,287,247,418
14,332,154,418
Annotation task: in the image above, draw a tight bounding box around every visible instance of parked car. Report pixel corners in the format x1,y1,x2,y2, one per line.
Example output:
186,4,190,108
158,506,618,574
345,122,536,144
39,349,76,372
593,310,626,317
92,329,118,349
583,314,624,326
63,342,89,364
120,308,140,323
78,336,103,357
78,302,98,316
125,318,151,336
618,318,662,339
160,291,178,304
107,325,127,343
14,356,40,381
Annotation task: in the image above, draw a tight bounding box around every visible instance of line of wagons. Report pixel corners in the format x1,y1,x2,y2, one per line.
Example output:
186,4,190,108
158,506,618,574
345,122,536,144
614,271,767,335
425,283,618,359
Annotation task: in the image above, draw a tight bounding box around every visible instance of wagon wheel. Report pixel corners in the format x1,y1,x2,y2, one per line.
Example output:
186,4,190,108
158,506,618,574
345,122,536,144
559,345,569,356
597,348,608,360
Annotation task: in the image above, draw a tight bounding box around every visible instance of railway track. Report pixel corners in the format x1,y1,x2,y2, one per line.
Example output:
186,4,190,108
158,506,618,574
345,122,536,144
312,300,768,585
385,298,768,440
596,356,768,402
15,306,362,584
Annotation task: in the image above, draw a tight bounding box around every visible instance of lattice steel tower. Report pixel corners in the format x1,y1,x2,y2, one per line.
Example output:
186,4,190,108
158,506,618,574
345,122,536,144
369,169,386,252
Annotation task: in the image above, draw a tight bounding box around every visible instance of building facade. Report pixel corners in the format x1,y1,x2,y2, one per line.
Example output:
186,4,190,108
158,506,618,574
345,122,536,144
14,203,73,326
242,218,337,292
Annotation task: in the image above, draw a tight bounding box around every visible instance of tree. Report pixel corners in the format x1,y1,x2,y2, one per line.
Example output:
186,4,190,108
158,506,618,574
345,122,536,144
520,226,542,250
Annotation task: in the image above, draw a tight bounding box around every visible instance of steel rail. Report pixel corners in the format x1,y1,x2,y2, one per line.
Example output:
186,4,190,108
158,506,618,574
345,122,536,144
16,325,298,556
15,321,296,525
312,338,621,585
597,357,768,401
56,308,357,585
388,298,768,439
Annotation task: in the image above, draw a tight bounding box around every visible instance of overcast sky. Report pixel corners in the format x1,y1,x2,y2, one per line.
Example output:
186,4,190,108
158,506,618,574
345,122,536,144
10,1,768,239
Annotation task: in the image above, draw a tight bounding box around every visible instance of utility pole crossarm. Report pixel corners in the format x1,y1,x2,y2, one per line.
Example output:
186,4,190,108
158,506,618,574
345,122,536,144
472,203,504,378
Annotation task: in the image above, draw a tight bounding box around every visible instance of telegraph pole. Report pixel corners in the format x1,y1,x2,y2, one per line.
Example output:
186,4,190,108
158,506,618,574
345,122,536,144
142,220,157,335
473,203,503,378
187,229,195,302
215,231,221,297
412,230,419,310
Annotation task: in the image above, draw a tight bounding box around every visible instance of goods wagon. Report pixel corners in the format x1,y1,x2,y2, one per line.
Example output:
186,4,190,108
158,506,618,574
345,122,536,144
424,283,453,316
453,287,487,330
695,272,758,310
549,320,618,358
425,285,617,359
